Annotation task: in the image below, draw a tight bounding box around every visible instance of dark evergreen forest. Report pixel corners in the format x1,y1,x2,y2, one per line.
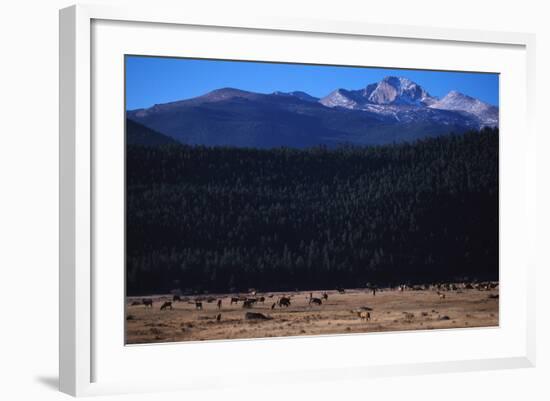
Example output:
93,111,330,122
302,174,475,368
126,128,498,295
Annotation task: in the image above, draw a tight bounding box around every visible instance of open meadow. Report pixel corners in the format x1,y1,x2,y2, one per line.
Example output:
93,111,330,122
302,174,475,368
126,283,499,344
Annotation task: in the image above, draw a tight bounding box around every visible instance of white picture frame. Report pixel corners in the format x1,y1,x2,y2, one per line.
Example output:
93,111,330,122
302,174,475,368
59,3,536,397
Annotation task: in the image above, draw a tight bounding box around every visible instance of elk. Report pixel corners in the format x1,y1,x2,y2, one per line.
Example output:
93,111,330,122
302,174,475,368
217,299,222,309
357,311,371,321
160,301,173,310
437,291,446,299
230,297,239,305
258,296,265,303
322,292,328,300
195,301,203,310
216,313,222,321
278,297,291,307
337,287,345,294
309,297,322,306
172,295,182,302
142,298,153,308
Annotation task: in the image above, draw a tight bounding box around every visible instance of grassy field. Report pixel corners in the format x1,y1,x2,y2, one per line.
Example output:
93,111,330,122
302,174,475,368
125,284,499,344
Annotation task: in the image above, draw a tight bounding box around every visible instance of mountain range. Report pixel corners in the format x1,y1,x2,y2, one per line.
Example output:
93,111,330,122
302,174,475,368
127,76,498,148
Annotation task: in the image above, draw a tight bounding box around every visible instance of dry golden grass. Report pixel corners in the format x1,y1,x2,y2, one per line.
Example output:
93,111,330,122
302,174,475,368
125,286,498,344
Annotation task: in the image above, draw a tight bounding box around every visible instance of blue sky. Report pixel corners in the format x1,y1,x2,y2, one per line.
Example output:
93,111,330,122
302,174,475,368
125,55,499,110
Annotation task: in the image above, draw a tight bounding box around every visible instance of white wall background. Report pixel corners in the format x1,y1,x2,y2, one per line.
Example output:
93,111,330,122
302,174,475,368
0,1,547,400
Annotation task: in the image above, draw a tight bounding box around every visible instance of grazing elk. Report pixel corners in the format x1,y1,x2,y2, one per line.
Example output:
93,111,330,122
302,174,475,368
160,301,173,310
278,297,291,307
172,295,182,302
309,297,322,306
217,299,222,309
142,298,153,308
195,301,203,310
337,287,346,294
357,311,371,321
230,297,239,305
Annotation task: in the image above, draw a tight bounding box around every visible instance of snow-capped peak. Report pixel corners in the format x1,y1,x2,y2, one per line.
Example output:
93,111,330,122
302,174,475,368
382,76,416,90
429,90,499,127
317,77,498,129
319,89,361,108
430,91,482,111
368,76,436,105
320,76,436,109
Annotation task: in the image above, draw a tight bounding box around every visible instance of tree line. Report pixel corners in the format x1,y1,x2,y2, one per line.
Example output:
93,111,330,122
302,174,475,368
126,128,498,295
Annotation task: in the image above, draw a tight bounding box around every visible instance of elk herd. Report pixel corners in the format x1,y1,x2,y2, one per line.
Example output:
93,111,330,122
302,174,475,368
131,289,349,319
129,281,498,327
391,281,499,297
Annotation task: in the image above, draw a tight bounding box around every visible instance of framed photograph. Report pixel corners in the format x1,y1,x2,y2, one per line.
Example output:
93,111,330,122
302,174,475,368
59,4,536,396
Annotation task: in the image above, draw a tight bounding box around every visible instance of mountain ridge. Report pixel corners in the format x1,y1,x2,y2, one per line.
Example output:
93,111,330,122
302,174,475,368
127,76,498,148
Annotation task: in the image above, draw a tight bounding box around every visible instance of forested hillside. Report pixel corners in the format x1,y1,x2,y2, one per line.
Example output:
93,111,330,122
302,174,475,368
126,128,498,295
126,119,177,146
